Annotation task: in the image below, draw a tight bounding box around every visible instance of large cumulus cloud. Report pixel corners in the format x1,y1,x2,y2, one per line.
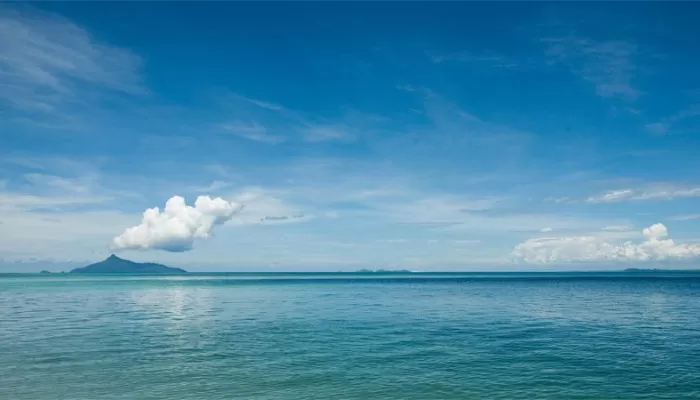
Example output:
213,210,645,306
513,223,700,264
111,195,243,252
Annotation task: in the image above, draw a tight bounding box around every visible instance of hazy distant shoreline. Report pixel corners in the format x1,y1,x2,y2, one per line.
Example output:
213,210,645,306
4,268,700,278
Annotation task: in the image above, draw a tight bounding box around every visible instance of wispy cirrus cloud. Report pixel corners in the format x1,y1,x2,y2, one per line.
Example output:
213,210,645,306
0,159,140,260
220,93,355,143
548,180,700,205
0,171,137,216
384,87,535,170
0,6,145,116
645,103,700,135
542,36,641,101
205,155,613,239
228,187,313,226
237,95,283,111
669,214,700,222
0,192,111,211
343,191,617,236
220,121,286,144
586,186,700,203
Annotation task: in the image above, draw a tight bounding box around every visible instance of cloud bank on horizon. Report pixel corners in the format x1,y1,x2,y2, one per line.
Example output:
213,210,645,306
111,196,242,252
514,223,700,264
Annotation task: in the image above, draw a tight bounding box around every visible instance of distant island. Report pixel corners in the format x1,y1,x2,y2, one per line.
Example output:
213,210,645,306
355,269,414,274
70,254,187,274
623,268,700,273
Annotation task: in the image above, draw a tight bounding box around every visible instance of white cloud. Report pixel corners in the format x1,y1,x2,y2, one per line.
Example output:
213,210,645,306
111,195,243,252
642,223,667,240
513,223,700,264
0,172,313,261
0,7,144,114
586,187,700,203
540,227,553,233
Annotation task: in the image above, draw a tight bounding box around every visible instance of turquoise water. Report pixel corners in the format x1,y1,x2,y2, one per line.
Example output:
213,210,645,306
2,274,700,399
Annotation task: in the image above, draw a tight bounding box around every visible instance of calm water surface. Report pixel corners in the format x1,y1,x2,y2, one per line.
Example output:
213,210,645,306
1,274,700,399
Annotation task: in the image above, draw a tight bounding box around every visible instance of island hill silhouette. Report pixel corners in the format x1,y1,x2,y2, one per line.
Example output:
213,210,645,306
70,254,187,274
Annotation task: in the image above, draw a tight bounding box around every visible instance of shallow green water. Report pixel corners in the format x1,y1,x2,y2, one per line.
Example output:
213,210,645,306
2,274,700,399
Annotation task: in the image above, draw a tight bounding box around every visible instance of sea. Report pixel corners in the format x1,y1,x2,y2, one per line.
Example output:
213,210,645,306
2,272,700,399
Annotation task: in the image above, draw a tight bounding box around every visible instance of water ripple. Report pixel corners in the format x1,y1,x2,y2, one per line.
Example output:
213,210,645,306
1,276,700,399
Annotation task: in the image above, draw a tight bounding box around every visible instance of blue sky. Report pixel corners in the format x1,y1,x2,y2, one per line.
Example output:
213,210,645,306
2,3,700,271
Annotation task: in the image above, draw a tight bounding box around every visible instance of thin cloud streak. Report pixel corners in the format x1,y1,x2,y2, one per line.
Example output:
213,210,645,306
0,7,145,115
586,187,700,203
